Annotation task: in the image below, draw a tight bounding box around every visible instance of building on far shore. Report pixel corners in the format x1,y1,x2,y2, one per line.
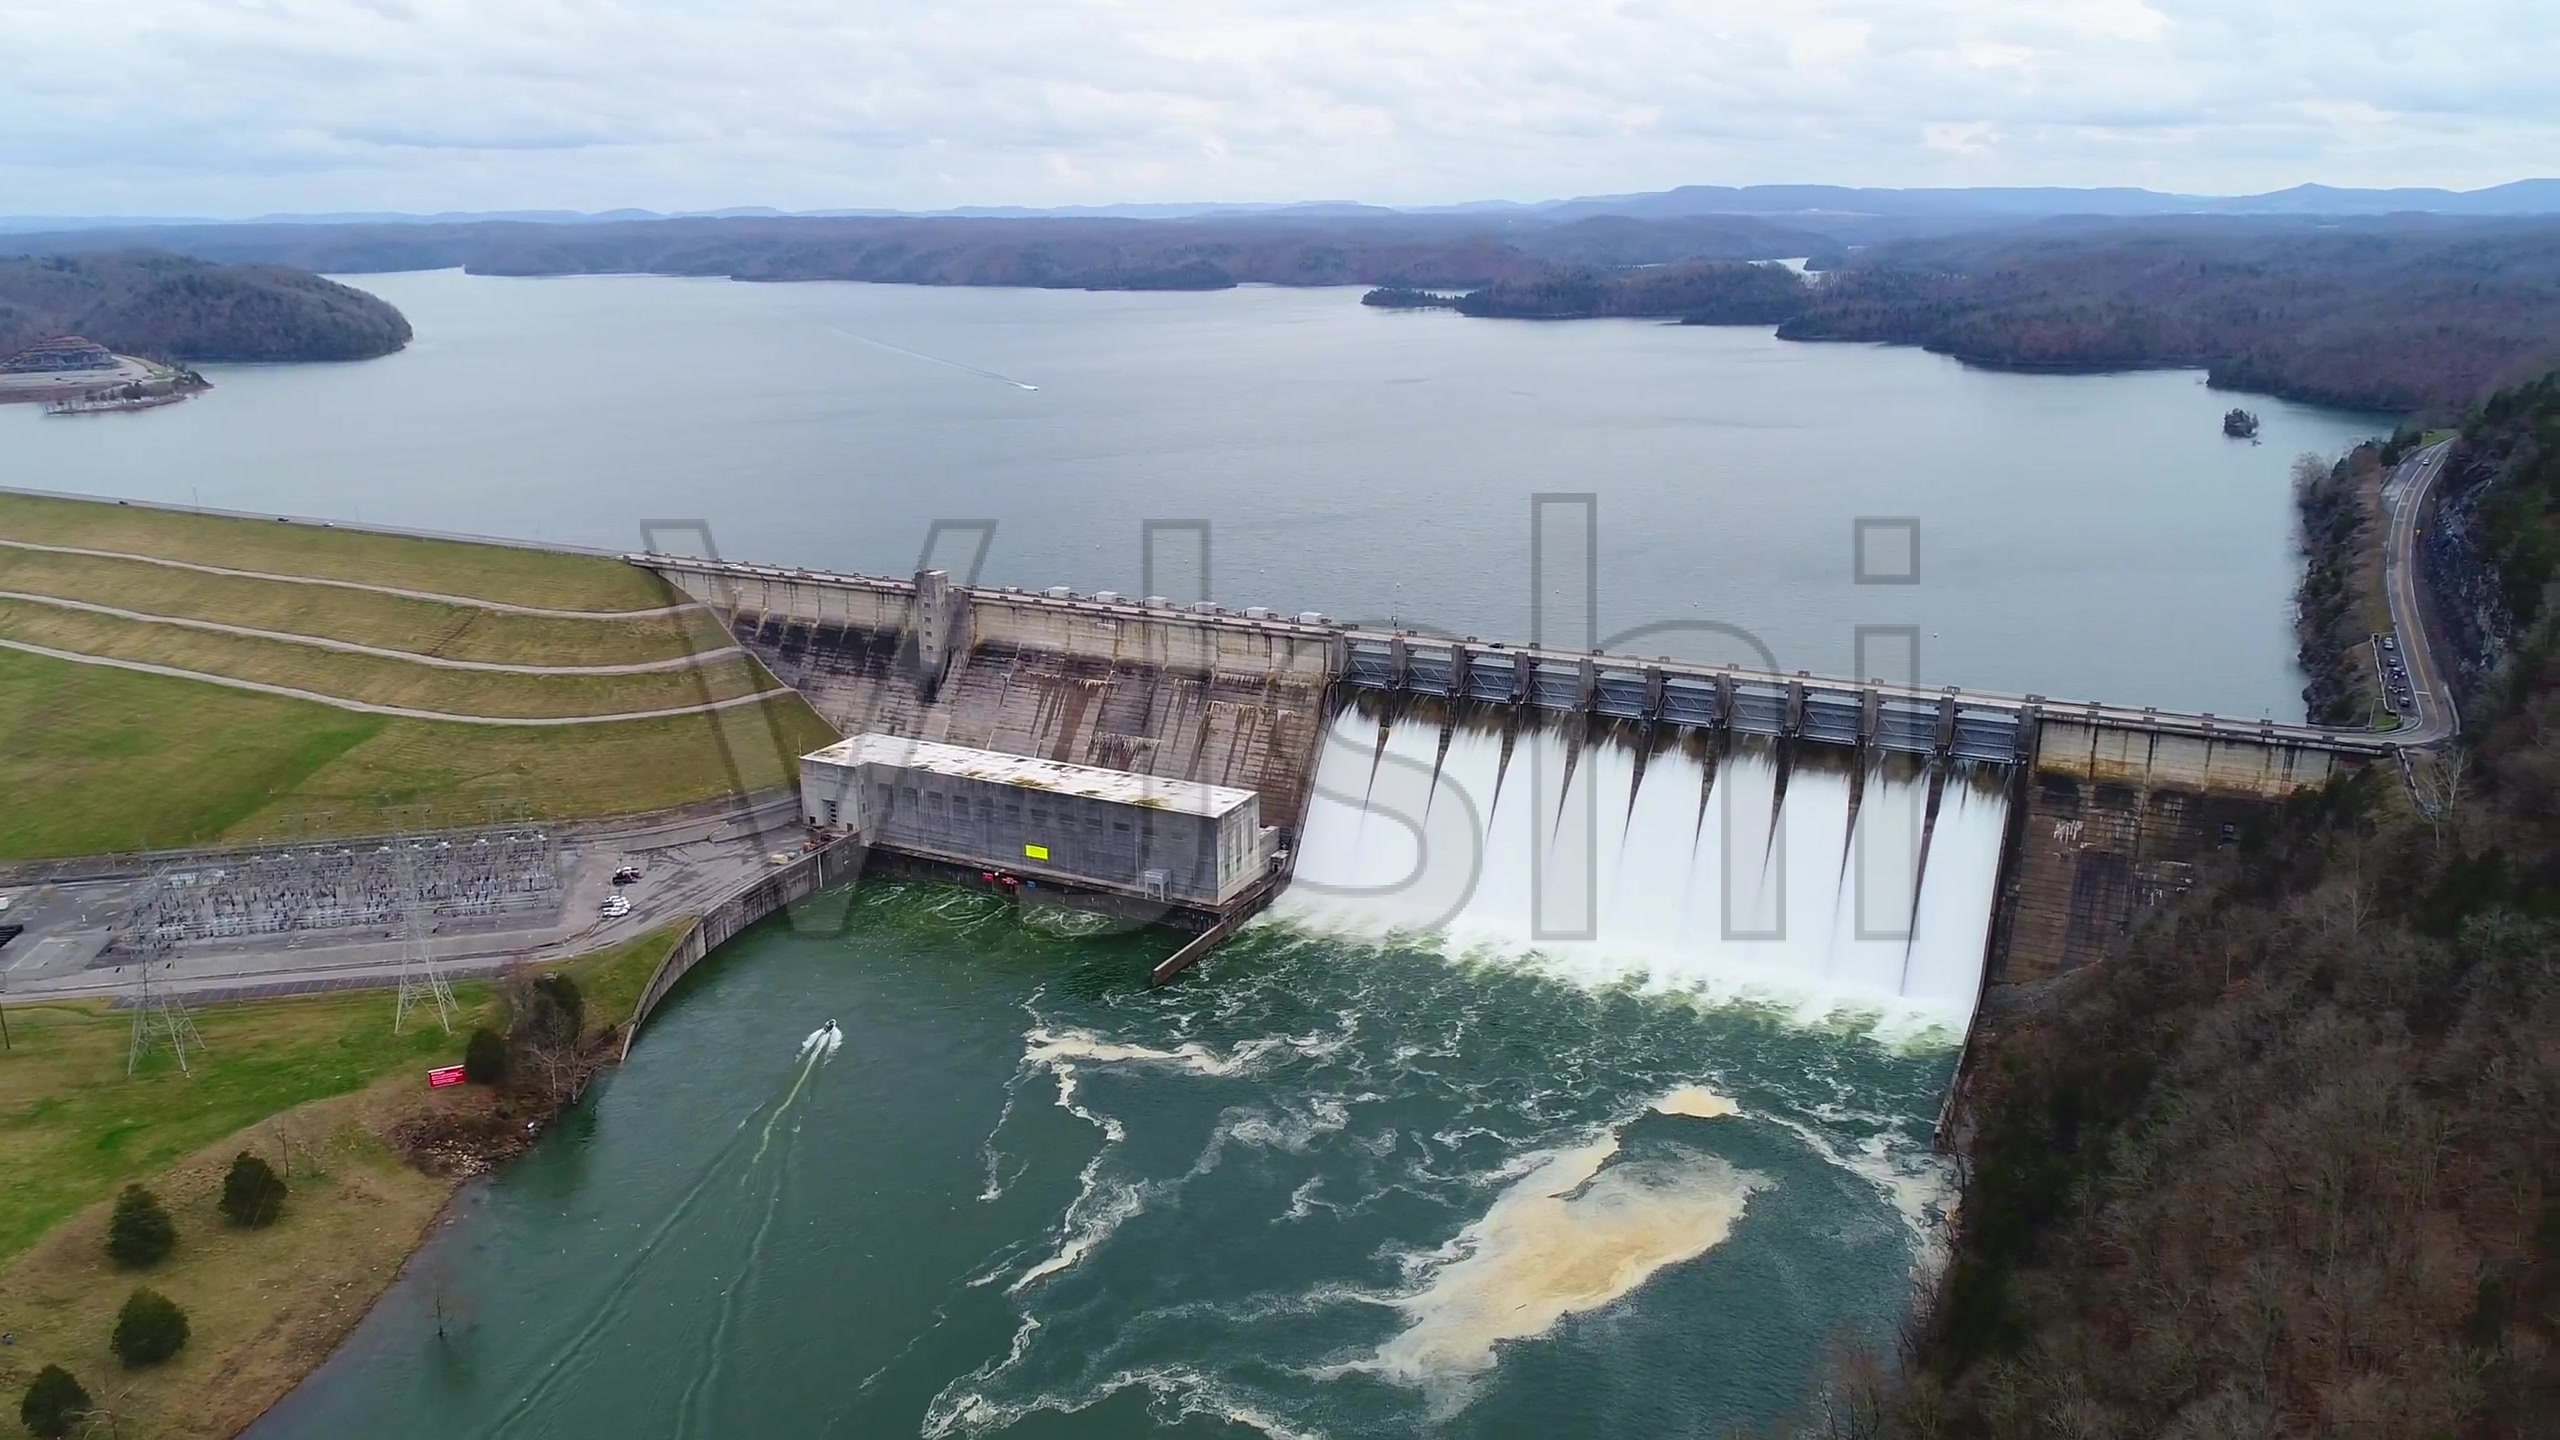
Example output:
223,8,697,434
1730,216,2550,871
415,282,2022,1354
1,334,122,375
0,334,201,407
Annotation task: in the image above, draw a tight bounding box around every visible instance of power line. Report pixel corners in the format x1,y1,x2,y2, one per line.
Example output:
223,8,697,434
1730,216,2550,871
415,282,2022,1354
121,868,205,1076
393,839,458,1035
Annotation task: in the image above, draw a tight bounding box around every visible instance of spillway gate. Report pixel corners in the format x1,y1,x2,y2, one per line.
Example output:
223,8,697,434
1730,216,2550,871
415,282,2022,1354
1338,636,2023,764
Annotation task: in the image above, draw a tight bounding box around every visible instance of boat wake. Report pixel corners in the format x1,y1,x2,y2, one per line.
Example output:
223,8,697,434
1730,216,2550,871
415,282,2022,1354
820,324,1041,391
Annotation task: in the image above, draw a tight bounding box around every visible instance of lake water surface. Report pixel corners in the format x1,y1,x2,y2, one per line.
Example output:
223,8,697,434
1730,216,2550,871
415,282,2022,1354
4,270,2382,716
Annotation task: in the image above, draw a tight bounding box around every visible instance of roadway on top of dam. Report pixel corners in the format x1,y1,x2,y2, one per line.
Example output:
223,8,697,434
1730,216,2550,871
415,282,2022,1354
633,551,2410,758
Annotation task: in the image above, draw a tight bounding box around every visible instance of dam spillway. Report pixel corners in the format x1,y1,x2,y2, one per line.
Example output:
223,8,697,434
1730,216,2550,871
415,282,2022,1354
639,552,2395,991
1283,705,2011,1029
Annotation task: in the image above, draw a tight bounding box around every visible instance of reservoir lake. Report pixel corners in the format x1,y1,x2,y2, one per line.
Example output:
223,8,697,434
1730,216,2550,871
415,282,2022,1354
4,269,2383,717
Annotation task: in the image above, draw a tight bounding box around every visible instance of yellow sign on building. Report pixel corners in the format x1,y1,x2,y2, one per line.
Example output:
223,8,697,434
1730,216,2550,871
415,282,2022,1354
1024,843,1049,861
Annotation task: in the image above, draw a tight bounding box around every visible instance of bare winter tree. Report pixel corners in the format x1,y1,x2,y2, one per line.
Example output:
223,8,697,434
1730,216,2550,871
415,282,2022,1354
73,1368,140,1440
2307,837,2379,944
2410,749,2470,851
500,971,587,1107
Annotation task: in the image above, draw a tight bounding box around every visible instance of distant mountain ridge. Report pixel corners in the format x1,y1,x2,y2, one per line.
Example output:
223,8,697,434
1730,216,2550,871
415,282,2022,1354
7,178,2557,232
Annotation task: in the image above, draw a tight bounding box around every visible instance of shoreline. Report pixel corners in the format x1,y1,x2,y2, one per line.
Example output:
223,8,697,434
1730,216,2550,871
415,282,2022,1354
0,927,689,1440
227,843,840,1435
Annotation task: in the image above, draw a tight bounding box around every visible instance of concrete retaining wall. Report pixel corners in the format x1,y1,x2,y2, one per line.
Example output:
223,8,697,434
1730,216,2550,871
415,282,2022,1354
2032,719,2348,797
1994,720,2353,982
621,838,864,1055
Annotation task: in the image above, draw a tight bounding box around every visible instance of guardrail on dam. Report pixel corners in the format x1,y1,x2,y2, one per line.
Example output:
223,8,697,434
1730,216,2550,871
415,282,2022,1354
639,554,2403,985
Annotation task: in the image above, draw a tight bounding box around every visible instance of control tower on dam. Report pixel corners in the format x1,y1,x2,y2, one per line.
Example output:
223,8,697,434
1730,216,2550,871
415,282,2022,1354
640,554,2400,987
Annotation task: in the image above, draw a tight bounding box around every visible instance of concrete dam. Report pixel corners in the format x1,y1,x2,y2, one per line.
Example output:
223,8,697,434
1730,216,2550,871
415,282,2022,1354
643,554,2395,993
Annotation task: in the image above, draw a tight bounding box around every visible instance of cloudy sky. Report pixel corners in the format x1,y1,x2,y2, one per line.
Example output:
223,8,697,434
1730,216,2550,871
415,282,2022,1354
1,0,2549,216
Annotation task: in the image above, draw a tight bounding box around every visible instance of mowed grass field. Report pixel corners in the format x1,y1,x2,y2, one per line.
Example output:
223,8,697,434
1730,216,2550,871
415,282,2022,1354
0,598,777,719
0,648,838,857
0,491,669,611
0,926,687,1440
0,546,736,664
0,492,840,859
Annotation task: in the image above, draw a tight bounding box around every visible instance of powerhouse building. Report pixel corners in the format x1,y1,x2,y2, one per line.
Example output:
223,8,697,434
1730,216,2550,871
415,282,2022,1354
800,735,1279,909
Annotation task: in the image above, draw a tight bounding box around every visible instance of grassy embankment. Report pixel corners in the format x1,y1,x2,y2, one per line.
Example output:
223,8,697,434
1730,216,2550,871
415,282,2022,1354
0,925,687,1440
0,547,736,664
0,599,776,718
0,492,839,860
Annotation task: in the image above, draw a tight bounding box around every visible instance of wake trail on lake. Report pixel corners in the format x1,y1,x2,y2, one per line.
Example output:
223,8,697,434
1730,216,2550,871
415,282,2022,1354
486,1099,774,1437
678,1107,806,1439
821,324,1040,391
490,1037,838,1438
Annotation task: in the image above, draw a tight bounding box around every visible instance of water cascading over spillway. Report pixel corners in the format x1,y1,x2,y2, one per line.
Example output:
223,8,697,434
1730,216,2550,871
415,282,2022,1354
1281,705,2012,1031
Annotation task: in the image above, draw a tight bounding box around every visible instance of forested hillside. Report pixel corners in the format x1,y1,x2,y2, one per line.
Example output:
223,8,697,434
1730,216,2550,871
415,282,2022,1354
0,254,410,363
2291,446,2390,727
1454,261,1811,321
1,213,1829,294
1846,372,2560,1440
1783,220,2560,414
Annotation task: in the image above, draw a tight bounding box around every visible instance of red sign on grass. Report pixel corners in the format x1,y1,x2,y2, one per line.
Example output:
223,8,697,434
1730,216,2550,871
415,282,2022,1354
427,1065,467,1089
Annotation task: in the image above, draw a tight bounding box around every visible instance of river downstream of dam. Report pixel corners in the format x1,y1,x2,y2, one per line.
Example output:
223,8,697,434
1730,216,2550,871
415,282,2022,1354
252,715,2001,1440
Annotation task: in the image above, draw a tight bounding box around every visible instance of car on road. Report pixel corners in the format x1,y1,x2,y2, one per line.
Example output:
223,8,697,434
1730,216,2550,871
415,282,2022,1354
612,866,643,886
600,894,632,919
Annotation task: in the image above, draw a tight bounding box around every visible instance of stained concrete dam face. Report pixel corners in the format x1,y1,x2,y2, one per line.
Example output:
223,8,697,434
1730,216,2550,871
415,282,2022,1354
728,602,1331,835
1280,703,2013,1035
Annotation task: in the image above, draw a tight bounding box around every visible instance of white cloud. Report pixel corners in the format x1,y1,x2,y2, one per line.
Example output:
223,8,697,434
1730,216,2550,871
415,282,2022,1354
1924,121,1999,156
0,0,2551,215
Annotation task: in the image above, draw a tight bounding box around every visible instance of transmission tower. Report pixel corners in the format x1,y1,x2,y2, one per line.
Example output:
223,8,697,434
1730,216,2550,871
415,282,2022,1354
122,871,206,1075
392,841,457,1034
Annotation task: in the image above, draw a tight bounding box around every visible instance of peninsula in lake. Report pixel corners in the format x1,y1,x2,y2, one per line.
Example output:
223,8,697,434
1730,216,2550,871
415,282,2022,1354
0,254,412,368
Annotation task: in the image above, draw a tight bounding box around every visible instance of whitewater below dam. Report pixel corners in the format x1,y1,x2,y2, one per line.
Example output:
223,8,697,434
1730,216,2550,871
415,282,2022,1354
252,717,2008,1439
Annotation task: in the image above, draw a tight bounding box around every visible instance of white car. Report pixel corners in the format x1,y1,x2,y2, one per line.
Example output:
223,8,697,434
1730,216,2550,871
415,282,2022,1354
600,895,632,919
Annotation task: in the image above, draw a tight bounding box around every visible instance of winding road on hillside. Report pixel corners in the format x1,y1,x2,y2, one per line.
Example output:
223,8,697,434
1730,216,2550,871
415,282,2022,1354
2381,439,2460,748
